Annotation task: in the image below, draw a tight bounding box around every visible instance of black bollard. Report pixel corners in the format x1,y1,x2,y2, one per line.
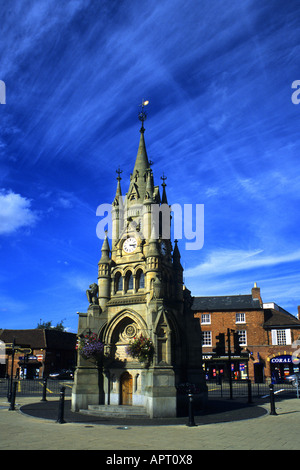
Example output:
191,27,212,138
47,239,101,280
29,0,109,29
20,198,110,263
41,377,47,402
187,393,196,427
247,379,253,404
56,386,66,424
9,381,17,411
269,383,277,415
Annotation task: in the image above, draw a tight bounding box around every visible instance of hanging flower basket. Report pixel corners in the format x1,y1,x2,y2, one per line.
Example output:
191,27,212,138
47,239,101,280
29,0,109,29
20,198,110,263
126,334,155,366
76,332,104,363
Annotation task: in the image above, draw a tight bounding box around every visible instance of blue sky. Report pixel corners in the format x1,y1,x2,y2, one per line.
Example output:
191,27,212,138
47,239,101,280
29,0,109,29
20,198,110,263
1,0,300,332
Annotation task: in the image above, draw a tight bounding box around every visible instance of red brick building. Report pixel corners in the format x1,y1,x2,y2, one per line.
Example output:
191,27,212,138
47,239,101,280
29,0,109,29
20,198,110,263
192,284,300,383
0,329,77,379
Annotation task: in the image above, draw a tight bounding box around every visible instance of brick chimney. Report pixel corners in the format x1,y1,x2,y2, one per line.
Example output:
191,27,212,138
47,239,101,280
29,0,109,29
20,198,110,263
297,306,300,320
252,282,262,305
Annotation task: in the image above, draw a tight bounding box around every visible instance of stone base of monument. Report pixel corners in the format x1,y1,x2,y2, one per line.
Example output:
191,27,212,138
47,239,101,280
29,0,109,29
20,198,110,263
79,404,149,419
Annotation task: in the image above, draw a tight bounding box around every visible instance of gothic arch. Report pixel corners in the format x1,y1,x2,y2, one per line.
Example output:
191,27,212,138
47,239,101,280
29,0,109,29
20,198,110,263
114,271,122,292
154,307,181,345
154,309,171,365
103,309,148,346
112,268,123,277
111,265,146,294
123,265,133,276
153,307,181,366
135,268,145,290
124,270,134,291
103,309,149,363
133,264,144,275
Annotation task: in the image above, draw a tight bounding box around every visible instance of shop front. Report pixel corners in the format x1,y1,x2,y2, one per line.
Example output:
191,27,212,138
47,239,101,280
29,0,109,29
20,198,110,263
270,354,300,383
203,354,249,381
18,355,43,379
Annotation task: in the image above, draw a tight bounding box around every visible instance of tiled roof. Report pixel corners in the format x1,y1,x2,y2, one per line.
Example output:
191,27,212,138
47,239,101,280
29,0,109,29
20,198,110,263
191,296,300,328
192,295,261,311
0,329,77,350
0,329,46,348
263,309,300,328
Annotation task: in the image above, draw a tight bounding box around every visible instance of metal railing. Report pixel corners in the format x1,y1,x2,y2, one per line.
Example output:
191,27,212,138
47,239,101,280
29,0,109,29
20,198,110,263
0,378,73,399
1,377,296,401
206,379,296,398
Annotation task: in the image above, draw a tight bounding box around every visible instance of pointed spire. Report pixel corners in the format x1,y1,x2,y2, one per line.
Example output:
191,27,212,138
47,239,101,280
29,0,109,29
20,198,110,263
127,125,150,205
133,98,150,178
132,129,149,175
173,239,182,268
127,100,151,206
113,167,123,206
99,231,110,263
161,173,168,204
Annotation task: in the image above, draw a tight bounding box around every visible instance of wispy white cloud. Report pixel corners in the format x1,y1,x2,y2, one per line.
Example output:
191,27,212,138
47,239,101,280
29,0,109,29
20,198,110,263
1,0,300,330
185,248,300,278
1,1,89,77
0,190,38,235
185,268,300,316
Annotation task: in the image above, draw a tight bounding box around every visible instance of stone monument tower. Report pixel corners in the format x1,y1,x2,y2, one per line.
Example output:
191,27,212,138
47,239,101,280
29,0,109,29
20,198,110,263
72,103,207,418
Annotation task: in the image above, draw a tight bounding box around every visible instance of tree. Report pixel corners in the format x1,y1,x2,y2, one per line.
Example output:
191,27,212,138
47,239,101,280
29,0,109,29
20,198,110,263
36,319,66,332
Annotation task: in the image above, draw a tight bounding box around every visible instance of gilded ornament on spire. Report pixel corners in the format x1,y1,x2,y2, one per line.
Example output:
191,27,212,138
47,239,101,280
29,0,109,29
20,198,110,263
138,99,149,132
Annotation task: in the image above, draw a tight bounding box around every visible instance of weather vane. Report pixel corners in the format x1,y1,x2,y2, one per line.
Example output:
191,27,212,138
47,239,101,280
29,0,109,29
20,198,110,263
116,166,123,180
138,99,149,130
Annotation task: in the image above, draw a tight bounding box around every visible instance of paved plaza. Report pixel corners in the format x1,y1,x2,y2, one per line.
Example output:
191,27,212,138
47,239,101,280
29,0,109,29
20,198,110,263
0,395,300,451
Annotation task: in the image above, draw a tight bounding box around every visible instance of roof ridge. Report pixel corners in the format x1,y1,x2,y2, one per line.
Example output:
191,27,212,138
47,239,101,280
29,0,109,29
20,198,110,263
193,294,252,299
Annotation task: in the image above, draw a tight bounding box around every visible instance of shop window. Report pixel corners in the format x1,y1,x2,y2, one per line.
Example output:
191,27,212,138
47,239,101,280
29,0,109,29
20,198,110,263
201,314,211,324
236,313,245,323
202,331,212,347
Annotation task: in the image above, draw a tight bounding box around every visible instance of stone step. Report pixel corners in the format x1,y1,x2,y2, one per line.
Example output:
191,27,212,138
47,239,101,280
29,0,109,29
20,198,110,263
79,404,149,419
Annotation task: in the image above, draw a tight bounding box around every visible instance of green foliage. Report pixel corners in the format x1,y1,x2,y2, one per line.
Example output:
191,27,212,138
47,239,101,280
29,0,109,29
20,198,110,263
76,332,104,363
36,319,66,331
126,334,154,365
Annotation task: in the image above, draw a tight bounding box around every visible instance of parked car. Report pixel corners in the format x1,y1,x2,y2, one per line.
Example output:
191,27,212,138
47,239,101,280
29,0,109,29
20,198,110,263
48,369,74,380
285,373,300,387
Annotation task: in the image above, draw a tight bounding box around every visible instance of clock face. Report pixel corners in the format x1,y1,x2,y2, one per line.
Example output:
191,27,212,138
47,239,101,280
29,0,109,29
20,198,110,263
123,237,137,253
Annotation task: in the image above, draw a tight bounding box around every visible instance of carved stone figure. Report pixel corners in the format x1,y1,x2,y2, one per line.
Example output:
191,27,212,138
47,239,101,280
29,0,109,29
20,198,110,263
86,283,99,305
